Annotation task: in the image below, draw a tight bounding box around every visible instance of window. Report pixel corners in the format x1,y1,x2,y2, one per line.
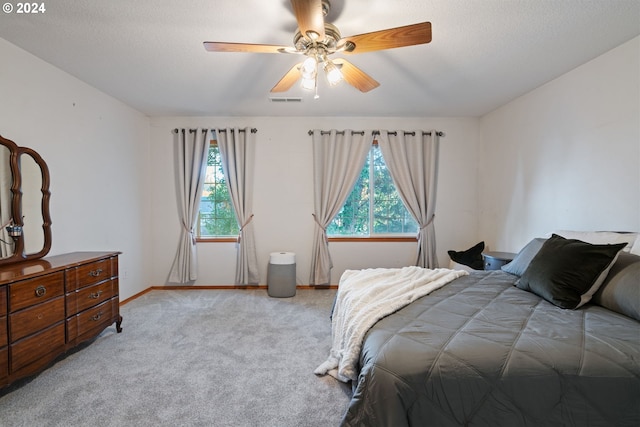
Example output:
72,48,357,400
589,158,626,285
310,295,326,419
197,141,239,239
328,144,418,238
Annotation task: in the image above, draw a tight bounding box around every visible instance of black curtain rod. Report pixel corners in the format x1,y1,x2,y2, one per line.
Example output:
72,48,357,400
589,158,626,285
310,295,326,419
173,128,258,134
307,130,445,137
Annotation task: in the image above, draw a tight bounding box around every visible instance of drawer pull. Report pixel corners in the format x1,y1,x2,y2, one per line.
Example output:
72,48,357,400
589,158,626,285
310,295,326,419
35,285,47,297
91,311,103,321
89,290,103,299
89,268,103,277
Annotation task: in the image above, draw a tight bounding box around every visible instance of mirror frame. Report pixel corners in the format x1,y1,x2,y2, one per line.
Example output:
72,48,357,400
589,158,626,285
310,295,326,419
0,134,52,266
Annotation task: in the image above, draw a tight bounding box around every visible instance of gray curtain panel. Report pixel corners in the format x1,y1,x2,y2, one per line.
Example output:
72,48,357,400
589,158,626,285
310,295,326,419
168,129,210,283
377,130,440,268
216,127,259,285
309,129,373,285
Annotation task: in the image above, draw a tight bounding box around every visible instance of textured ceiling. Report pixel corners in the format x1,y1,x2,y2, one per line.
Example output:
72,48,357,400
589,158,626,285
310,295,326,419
0,0,638,117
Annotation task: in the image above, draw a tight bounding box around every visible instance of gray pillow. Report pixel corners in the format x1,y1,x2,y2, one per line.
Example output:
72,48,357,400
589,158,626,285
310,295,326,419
501,238,546,276
592,252,640,321
516,234,626,309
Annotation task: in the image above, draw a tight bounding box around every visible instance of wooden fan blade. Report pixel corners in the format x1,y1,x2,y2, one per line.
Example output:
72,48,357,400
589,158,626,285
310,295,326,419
204,42,291,54
271,63,302,92
290,0,325,42
339,22,432,54
333,58,380,93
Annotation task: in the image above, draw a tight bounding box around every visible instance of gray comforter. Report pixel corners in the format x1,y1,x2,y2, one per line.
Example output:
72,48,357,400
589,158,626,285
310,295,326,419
341,271,640,426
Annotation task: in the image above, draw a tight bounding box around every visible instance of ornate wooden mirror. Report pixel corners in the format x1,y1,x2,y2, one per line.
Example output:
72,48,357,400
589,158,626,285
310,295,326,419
0,134,52,266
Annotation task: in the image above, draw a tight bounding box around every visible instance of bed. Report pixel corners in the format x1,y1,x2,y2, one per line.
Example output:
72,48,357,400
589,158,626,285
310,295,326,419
320,233,640,427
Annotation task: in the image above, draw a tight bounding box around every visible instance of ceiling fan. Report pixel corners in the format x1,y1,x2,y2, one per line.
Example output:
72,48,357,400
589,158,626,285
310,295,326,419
203,0,432,95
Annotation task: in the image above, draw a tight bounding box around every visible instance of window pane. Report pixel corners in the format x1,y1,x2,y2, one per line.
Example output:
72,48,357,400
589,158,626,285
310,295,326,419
328,145,417,237
327,154,370,236
198,143,239,237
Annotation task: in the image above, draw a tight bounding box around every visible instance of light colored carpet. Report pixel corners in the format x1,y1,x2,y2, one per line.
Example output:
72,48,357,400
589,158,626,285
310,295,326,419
0,289,351,426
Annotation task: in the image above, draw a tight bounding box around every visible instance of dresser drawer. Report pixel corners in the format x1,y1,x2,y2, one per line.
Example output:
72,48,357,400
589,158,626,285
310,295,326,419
65,258,114,292
0,347,7,381
0,286,6,316
0,315,6,347
9,272,64,312
66,279,115,316
9,296,65,342
67,298,116,344
10,322,65,372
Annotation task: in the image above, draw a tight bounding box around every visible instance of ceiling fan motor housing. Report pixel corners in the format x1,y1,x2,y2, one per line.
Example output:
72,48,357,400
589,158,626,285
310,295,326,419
294,23,341,53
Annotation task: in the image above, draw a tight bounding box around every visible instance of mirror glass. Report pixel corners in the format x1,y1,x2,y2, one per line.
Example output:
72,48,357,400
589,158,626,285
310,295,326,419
0,134,51,266
0,143,12,257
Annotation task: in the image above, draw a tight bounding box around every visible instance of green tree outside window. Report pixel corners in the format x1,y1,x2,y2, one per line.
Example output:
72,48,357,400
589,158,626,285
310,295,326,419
328,145,417,237
198,143,239,237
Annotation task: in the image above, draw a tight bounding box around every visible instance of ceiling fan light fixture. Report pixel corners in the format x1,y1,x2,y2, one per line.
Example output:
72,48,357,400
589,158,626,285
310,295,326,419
324,59,343,85
300,56,318,79
301,76,316,91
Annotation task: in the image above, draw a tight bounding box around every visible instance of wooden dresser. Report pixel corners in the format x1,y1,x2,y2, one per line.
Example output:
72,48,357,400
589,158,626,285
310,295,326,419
0,251,122,389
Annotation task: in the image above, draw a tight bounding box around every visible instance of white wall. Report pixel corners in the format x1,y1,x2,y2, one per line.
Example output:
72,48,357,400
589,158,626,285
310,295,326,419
478,36,640,252
149,116,480,286
0,38,151,301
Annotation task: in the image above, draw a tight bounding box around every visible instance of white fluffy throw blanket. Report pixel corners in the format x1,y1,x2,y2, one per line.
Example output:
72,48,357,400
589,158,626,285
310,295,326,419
314,266,468,382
